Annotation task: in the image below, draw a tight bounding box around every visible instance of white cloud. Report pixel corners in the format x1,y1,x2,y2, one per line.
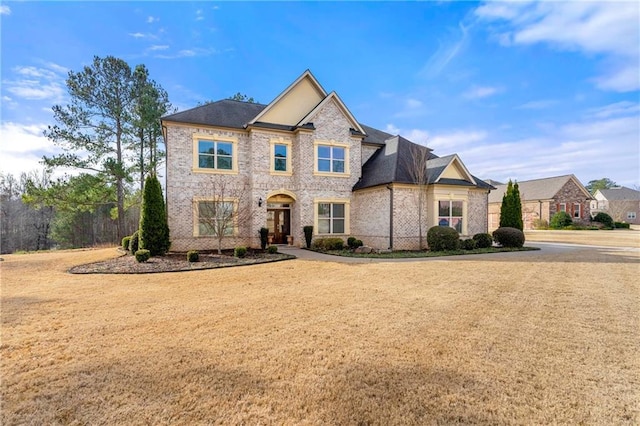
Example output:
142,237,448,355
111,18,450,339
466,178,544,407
149,45,170,51
196,9,204,21
4,64,66,103
463,85,502,99
147,16,158,23
0,123,57,177
128,32,146,38
586,101,640,119
406,98,423,109
420,22,469,78
155,48,215,59
475,1,640,92
0,5,10,15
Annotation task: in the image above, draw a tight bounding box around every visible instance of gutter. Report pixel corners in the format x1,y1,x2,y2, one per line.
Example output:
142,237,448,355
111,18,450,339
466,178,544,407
387,184,393,250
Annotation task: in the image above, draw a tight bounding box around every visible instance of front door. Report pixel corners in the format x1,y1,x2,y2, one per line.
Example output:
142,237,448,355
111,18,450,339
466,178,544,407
267,209,290,244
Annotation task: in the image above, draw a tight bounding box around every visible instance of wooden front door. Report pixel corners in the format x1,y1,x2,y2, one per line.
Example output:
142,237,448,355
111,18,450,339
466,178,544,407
267,209,290,244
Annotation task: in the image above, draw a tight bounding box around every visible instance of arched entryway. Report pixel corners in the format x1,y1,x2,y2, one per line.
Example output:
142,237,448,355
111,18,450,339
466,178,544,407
266,191,296,244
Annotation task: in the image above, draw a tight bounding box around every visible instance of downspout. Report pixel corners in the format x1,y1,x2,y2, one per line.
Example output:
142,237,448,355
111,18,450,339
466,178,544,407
387,184,393,250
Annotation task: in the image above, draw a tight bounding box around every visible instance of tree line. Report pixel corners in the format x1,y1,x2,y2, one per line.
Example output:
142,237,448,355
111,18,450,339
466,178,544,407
1,56,171,254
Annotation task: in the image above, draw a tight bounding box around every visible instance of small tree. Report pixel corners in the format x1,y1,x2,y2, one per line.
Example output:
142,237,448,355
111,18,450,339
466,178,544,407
550,211,573,229
500,180,523,230
138,174,170,256
405,143,433,249
198,178,252,254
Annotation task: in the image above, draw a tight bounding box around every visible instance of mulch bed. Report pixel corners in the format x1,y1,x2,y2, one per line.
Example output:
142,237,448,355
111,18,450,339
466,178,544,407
69,250,296,274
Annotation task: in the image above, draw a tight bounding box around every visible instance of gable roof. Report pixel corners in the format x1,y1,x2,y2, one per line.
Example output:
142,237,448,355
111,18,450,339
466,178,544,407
248,70,327,127
162,99,267,129
597,186,640,201
488,174,592,203
296,91,366,135
353,136,492,191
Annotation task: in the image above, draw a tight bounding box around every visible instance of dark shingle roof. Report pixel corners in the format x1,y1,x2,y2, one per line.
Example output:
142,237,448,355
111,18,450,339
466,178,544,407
360,124,393,145
162,99,267,129
598,186,640,201
353,136,491,191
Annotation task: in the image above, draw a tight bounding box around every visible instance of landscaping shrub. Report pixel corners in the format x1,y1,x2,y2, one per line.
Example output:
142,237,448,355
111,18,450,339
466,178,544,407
592,212,614,229
347,236,357,248
234,246,247,258
311,237,344,251
615,222,630,229
129,231,139,254
427,226,460,251
500,180,523,230
550,211,573,229
187,250,199,262
122,236,131,251
532,218,549,230
353,239,364,249
267,245,278,254
461,238,477,250
472,233,493,249
493,227,525,248
138,174,170,256
303,226,314,248
259,227,269,250
347,237,364,249
135,249,151,263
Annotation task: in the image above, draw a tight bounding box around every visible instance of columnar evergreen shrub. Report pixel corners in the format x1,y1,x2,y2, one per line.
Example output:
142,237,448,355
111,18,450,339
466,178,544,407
472,233,493,248
550,211,573,229
303,226,314,248
122,236,131,250
259,227,269,250
187,250,199,262
499,180,524,230
234,246,247,258
592,212,614,229
129,231,139,254
135,249,151,262
139,174,170,256
427,226,460,251
267,245,278,254
311,237,344,251
493,227,525,248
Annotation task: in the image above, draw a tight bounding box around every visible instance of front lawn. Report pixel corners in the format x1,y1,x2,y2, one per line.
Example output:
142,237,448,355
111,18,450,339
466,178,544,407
314,246,539,258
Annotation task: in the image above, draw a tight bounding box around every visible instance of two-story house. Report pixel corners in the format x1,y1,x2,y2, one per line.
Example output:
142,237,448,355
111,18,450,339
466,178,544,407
161,71,492,251
591,186,640,225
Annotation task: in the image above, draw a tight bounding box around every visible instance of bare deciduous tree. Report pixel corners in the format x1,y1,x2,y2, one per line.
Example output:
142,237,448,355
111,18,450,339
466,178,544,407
197,177,252,254
606,200,637,222
405,143,432,249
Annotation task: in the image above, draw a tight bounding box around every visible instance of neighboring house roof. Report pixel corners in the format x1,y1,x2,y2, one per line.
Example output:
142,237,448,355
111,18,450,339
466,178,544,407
488,174,592,204
596,186,640,201
484,179,504,187
162,99,267,129
353,135,492,191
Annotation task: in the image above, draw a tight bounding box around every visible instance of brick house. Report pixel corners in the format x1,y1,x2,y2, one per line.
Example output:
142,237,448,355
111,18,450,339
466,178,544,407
487,174,593,231
591,187,640,225
161,70,493,251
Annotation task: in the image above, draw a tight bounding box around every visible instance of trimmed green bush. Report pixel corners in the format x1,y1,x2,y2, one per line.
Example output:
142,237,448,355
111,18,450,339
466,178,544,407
550,211,573,229
234,246,247,258
353,239,363,248
139,174,170,256
135,249,151,263
311,237,344,251
615,222,630,229
129,231,139,255
427,226,460,251
122,236,132,251
461,238,477,250
472,233,493,249
267,245,278,254
347,236,357,248
259,227,269,250
187,250,199,262
592,212,614,229
303,226,314,248
493,227,525,248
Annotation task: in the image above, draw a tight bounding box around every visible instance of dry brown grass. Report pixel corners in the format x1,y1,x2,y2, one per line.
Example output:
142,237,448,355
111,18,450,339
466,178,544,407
525,229,640,248
2,245,639,425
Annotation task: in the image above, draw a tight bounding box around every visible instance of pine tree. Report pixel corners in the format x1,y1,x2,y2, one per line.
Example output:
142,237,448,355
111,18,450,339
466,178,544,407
499,180,523,230
138,174,170,256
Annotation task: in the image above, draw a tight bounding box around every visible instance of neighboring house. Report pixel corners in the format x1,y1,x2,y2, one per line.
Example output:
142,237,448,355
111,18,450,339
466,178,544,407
488,174,593,231
591,187,640,224
161,70,493,251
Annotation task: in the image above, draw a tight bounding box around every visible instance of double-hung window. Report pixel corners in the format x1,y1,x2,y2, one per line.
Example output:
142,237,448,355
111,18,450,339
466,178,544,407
317,202,346,234
196,200,235,237
573,203,581,218
438,200,463,233
193,135,237,173
314,141,349,176
270,138,292,175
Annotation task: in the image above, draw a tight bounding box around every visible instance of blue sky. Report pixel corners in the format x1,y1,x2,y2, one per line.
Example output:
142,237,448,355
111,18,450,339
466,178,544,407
1,1,639,187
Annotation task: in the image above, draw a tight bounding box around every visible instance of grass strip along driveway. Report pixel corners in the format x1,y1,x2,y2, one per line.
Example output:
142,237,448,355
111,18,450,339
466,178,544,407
1,240,639,424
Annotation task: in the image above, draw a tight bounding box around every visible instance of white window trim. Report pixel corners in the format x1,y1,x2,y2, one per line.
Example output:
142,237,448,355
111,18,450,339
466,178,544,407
559,203,567,212
192,134,239,175
313,140,350,177
573,203,581,218
628,212,636,220
437,200,465,234
313,198,350,235
193,197,239,237
269,137,293,176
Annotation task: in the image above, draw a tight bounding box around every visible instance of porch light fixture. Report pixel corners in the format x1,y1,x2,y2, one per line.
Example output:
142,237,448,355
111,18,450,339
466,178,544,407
258,197,263,207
